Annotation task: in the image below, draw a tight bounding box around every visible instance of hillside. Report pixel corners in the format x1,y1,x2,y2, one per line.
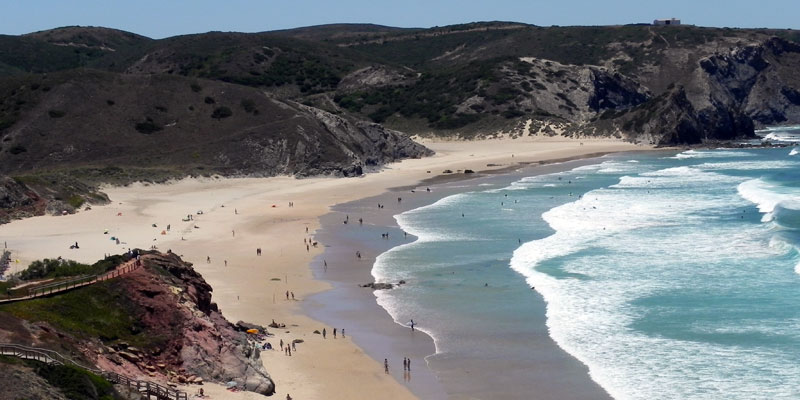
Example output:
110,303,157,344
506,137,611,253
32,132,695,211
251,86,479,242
0,252,276,396
0,68,429,217
2,23,800,218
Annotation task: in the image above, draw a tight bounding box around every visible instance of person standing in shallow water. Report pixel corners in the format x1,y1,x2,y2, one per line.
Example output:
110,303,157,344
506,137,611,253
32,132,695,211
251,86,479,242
323,328,326,339
384,358,389,374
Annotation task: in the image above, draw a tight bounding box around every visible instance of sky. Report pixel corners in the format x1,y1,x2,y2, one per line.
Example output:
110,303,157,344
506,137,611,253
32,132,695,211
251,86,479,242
1,0,797,39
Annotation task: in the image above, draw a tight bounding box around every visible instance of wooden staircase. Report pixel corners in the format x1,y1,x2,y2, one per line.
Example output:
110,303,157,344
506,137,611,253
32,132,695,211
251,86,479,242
0,343,188,400
0,258,142,304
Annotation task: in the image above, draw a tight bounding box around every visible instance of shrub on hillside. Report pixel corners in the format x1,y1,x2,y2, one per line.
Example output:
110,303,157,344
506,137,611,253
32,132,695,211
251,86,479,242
134,118,163,134
211,106,232,120
240,99,256,113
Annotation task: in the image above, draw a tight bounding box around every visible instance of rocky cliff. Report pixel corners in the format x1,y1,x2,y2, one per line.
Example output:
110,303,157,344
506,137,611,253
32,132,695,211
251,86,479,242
0,252,276,396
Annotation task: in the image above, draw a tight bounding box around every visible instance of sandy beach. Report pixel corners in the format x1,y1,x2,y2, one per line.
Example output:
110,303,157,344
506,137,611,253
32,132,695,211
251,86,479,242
0,136,649,399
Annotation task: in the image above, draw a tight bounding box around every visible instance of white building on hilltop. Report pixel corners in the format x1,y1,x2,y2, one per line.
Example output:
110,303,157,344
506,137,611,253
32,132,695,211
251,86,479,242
654,18,681,26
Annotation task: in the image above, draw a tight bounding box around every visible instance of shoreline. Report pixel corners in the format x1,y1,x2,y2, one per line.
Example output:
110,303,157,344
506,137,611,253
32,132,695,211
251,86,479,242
307,154,645,399
0,137,652,399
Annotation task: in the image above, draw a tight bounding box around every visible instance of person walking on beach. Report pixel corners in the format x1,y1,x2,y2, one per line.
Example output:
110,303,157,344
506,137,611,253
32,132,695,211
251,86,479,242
286,291,289,300
280,339,284,351
322,328,327,339
333,328,337,338
342,328,345,338
407,357,410,372
257,248,261,256
384,358,389,374
291,292,295,300
403,357,407,371
207,256,211,263
409,319,415,332
323,260,327,272
224,260,227,267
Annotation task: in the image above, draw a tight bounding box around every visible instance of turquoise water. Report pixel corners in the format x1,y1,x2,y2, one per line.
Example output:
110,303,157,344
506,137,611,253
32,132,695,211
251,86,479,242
374,137,800,398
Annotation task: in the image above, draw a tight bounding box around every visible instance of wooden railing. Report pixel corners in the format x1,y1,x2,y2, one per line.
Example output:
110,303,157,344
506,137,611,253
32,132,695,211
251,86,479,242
0,259,142,304
0,343,187,400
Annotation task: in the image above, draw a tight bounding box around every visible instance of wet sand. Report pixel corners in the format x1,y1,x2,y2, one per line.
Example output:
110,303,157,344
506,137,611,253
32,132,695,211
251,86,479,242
307,157,626,399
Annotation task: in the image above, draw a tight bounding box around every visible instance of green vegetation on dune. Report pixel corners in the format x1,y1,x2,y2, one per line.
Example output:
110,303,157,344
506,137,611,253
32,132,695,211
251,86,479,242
0,35,112,74
18,254,128,281
34,363,118,400
0,280,159,348
335,58,507,128
351,25,738,70
335,57,538,129
0,356,119,400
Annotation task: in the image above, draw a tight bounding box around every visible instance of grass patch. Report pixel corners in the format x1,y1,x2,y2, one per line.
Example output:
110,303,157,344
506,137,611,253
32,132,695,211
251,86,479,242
18,255,126,281
0,354,25,365
34,363,119,400
0,355,119,399
0,280,155,348
67,194,85,208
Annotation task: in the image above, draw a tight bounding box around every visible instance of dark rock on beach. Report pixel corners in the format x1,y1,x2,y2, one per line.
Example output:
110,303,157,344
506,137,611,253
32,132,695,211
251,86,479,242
361,282,395,290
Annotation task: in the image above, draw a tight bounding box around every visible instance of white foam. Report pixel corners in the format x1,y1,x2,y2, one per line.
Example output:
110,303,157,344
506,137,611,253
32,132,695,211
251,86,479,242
697,161,797,171
763,132,800,143
508,160,800,399
572,160,642,174
757,125,800,133
737,179,800,216
672,149,755,159
790,148,799,156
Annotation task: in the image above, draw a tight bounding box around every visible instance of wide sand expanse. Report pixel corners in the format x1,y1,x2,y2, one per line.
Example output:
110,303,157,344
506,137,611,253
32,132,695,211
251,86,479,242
0,136,649,399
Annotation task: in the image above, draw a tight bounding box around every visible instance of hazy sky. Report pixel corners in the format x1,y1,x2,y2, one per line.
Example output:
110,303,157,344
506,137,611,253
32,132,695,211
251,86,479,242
1,0,796,38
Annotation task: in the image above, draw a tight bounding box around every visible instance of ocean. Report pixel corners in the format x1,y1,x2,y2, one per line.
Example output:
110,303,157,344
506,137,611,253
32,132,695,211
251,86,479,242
372,129,800,399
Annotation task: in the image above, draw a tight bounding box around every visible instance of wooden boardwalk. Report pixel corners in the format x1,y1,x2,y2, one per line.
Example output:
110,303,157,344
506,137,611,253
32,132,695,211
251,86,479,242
0,343,188,400
0,258,142,304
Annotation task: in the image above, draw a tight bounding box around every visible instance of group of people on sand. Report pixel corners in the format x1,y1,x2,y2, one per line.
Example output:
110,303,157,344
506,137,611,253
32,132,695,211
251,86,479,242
319,327,344,339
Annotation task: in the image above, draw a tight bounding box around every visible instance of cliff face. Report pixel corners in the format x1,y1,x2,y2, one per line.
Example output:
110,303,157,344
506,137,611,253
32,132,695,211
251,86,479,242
99,253,275,395
0,252,276,396
583,37,800,144
0,176,45,223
